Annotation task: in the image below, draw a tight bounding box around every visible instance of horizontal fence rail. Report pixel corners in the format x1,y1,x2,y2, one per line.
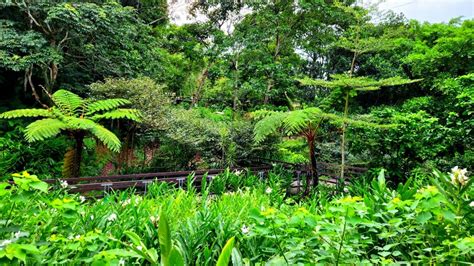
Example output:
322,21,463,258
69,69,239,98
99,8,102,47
32,161,367,194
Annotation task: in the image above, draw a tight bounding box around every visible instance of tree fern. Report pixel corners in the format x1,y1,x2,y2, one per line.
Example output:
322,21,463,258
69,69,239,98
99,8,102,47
0,109,52,119
25,118,66,142
0,89,141,177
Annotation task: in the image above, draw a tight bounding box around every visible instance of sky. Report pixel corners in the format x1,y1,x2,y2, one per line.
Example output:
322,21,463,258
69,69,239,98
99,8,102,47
371,0,473,23
167,0,474,25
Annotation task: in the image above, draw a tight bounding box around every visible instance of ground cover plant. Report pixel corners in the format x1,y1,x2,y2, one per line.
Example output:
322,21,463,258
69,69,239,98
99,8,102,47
0,167,472,265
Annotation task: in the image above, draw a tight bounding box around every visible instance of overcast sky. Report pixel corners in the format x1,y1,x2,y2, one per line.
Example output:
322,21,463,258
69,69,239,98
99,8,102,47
168,0,474,25
375,0,473,23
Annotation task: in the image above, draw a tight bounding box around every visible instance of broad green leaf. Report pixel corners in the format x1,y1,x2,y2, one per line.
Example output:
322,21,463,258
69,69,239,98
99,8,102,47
416,212,432,224
216,237,235,266
159,211,172,260
29,181,49,193
124,231,142,247
168,247,184,266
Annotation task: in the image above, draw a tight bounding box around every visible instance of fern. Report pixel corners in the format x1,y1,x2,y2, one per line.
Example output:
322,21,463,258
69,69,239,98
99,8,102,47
52,89,84,116
86,99,131,115
0,109,52,119
91,108,142,122
25,118,66,142
0,89,141,177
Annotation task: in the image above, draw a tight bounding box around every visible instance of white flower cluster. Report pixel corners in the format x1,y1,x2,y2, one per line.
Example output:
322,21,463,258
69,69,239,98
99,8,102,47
449,166,469,186
59,180,69,189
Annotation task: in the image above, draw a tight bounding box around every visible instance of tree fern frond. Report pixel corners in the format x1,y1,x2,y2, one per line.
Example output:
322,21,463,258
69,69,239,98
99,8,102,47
254,112,288,143
86,99,131,115
91,108,142,122
250,109,279,120
283,109,313,135
63,117,97,130
52,89,84,115
299,75,422,91
25,118,66,142
89,124,121,152
0,109,52,119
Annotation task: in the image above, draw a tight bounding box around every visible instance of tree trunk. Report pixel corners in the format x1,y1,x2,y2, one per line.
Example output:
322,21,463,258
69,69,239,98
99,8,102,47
263,79,274,105
72,131,85,177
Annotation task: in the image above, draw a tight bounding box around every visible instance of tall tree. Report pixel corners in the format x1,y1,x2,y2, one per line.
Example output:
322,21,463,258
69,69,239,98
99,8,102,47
299,5,420,178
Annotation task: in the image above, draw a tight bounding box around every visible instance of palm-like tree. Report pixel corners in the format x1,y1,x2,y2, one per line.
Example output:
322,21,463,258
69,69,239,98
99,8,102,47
0,89,141,177
254,107,383,193
254,107,342,193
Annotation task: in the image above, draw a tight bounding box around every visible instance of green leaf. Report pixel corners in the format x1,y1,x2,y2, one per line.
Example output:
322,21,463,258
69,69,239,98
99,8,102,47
86,99,131,115
0,109,52,119
377,169,386,191
231,247,243,266
416,212,432,224
159,211,172,261
25,118,66,142
52,89,84,115
89,124,121,152
124,231,142,247
216,237,235,266
29,181,49,193
91,108,142,122
147,248,159,264
168,247,184,266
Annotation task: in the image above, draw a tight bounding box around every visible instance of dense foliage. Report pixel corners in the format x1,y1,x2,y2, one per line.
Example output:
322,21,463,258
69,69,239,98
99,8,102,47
0,168,472,264
0,1,472,264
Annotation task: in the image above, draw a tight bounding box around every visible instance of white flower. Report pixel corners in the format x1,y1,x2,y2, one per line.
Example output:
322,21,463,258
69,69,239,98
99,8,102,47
121,198,131,207
107,213,117,222
470,201,474,207
343,187,349,193
75,235,81,240
241,225,249,234
59,180,69,189
90,215,94,220
79,196,86,203
234,170,242,176
449,166,469,186
118,258,126,266
265,187,272,194
136,245,143,251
